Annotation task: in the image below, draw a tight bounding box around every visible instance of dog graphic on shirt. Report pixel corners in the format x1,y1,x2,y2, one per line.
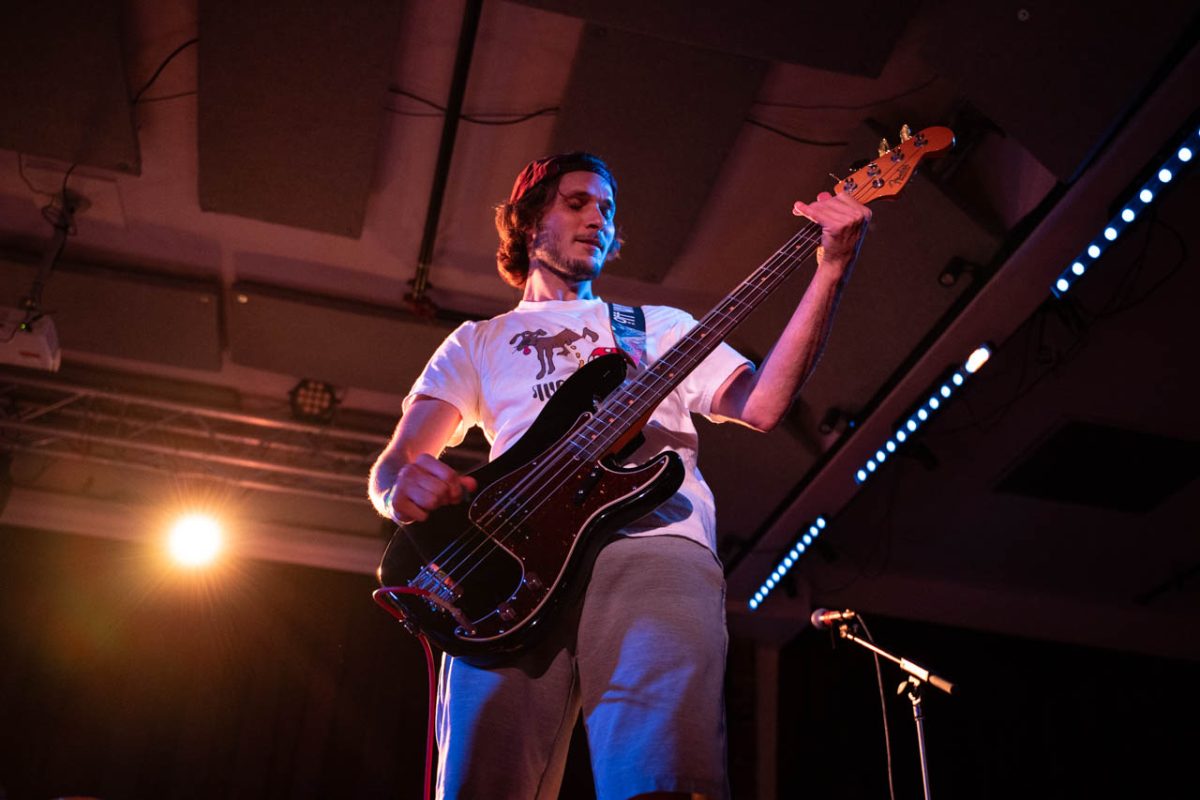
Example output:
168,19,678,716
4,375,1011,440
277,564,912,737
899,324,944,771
509,327,599,380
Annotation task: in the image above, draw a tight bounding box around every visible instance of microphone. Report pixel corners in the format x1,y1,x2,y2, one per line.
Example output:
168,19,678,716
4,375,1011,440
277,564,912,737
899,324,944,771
810,608,857,629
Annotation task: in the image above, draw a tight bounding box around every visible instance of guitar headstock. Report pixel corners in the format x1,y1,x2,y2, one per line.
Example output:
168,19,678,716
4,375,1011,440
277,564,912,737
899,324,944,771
833,125,954,203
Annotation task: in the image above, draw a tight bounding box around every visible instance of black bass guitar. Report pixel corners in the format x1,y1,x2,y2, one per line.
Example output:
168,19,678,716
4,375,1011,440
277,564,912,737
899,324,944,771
377,126,954,664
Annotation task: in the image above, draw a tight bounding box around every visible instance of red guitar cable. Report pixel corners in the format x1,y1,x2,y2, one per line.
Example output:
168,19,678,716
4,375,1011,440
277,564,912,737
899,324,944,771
373,587,439,800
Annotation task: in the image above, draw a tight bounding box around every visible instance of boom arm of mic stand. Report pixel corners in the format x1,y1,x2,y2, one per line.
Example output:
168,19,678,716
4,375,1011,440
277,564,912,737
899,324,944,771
836,624,958,696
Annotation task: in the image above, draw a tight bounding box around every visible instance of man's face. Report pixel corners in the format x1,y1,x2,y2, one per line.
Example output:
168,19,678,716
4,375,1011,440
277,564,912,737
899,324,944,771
528,170,616,284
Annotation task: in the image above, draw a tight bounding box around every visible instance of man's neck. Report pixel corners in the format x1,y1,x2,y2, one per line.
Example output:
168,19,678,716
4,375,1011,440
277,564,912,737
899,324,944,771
521,266,596,303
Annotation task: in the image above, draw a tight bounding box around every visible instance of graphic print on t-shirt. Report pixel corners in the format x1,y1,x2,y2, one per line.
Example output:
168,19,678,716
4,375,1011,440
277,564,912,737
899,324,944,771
509,326,599,380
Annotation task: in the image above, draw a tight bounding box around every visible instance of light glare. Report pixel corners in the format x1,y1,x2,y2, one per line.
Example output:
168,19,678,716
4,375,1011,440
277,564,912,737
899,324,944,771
168,514,223,567
965,345,991,373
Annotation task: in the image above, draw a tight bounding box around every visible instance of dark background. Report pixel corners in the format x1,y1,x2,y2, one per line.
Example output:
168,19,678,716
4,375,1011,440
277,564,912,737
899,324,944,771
3,525,1195,799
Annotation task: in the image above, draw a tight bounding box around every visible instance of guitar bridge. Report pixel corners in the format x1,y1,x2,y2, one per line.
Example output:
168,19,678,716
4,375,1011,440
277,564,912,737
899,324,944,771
408,563,477,636
409,561,462,605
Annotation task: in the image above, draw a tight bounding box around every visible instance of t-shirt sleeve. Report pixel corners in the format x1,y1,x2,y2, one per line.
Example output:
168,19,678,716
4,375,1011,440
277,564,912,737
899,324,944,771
401,321,482,447
654,308,754,419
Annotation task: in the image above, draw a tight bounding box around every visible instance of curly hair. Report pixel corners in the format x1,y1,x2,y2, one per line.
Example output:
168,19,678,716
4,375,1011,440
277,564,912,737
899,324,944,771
494,175,623,288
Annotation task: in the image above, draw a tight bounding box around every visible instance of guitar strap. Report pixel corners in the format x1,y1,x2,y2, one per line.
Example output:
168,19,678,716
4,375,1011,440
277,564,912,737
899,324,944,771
607,302,646,369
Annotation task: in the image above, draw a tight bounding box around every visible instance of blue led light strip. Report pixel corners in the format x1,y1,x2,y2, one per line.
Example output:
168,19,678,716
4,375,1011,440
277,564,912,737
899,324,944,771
747,344,992,610
748,516,826,610
853,344,992,486
1051,123,1198,297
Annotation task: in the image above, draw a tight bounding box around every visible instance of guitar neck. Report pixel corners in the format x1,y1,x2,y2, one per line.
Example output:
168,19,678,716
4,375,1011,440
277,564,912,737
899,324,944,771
577,219,824,457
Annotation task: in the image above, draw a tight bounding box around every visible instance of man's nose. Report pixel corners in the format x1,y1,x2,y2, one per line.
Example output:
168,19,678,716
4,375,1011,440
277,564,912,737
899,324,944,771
583,204,605,228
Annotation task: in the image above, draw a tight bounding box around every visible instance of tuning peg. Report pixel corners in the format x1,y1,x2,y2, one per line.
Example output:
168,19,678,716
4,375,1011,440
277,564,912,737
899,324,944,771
899,124,912,142
878,138,890,157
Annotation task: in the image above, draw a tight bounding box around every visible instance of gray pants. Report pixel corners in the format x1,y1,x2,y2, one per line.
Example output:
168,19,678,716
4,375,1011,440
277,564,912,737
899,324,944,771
435,534,730,800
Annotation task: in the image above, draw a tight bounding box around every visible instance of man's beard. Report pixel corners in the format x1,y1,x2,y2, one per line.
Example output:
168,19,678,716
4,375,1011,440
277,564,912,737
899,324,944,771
530,225,603,284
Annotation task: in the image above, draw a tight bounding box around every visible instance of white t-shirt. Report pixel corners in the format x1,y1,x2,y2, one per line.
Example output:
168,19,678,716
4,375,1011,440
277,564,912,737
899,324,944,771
403,297,752,553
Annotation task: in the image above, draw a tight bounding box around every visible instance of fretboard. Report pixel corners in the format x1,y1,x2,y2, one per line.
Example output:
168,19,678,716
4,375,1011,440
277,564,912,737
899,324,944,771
574,220,825,458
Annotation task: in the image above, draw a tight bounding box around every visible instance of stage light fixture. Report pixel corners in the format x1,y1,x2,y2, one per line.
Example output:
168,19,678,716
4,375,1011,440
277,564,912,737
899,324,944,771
853,343,993,487
289,379,338,423
1051,120,1197,298
937,257,978,288
168,513,223,567
817,406,852,435
748,516,826,610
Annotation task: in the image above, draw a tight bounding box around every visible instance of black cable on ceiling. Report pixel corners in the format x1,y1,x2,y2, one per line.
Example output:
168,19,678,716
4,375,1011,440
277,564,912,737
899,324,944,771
744,118,848,147
131,37,199,105
386,86,559,126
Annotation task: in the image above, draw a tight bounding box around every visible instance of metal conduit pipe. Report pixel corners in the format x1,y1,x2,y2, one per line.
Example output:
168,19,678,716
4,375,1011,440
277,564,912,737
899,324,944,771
408,0,484,309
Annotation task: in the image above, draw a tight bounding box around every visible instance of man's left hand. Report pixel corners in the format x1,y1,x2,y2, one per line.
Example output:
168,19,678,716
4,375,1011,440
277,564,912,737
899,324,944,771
792,191,872,269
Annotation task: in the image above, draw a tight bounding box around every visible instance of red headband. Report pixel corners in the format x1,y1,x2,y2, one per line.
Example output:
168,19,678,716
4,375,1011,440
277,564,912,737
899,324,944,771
508,152,617,205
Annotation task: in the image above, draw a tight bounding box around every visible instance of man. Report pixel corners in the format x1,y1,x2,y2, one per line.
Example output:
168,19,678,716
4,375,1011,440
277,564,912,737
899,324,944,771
369,152,870,799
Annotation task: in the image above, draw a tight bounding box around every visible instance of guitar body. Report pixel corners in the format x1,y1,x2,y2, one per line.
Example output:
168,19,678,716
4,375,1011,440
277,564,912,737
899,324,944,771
378,353,685,665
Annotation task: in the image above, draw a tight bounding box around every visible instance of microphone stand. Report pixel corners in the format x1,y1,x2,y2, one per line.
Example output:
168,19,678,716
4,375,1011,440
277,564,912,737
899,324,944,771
833,621,956,800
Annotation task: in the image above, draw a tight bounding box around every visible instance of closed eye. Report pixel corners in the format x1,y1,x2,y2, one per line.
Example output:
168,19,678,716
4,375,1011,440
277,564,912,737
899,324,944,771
559,190,615,222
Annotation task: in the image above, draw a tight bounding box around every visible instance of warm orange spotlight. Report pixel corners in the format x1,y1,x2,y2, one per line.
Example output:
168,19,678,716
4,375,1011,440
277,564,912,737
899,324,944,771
167,513,223,567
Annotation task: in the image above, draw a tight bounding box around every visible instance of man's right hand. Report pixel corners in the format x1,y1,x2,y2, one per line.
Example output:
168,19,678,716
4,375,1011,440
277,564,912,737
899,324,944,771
386,453,479,524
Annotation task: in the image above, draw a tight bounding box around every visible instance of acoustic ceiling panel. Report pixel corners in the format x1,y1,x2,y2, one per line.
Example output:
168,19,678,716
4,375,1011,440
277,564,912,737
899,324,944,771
551,24,766,284
197,0,402,237
0,258,222,369
511,0,913,77
226,281,457,395
0,1,140,173
920,0,1198,183
997,421,1200,514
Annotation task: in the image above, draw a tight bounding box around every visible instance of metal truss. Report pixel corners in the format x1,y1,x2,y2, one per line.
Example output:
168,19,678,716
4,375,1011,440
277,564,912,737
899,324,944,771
0,369,486,505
